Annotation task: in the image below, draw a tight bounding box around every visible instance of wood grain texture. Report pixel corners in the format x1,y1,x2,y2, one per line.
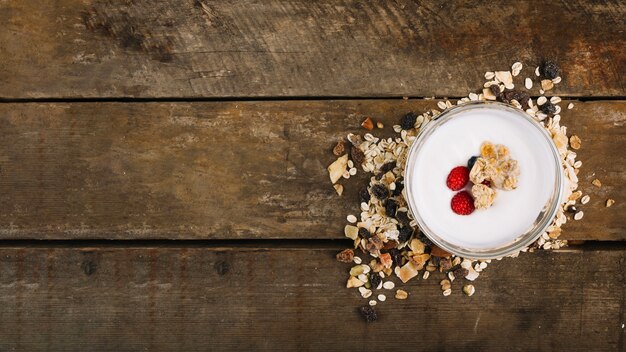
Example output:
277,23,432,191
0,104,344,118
0,0,624,98
0,100,623,240
0,246,623,351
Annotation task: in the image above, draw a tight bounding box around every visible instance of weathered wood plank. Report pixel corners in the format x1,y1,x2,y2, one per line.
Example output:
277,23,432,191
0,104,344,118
0,246,623,351
0,1,624,98
0,100,623,240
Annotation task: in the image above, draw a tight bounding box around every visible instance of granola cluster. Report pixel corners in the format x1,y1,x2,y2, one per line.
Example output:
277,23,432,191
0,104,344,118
327,60,595,321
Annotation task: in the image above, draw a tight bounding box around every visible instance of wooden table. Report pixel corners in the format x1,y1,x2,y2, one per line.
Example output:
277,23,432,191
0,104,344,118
0,1,624,350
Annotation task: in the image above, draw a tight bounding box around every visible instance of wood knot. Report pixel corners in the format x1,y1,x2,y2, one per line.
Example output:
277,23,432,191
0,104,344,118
81,260,98,276
214,260,230,276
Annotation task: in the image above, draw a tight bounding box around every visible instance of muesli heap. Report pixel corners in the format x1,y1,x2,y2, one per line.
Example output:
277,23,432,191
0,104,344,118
328,61,591,322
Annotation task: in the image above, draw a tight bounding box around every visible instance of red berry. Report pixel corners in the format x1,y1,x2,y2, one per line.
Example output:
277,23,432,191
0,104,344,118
481,180,492,187
451,191,475,215
446,166,470,191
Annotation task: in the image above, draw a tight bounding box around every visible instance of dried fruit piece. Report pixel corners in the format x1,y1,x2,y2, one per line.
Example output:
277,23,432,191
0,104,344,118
446,166,470,191
333,184,343,196
540,60,560,79
361,117,374,130
336,249,354,263
350,146,366,166
451,191,475,215
384,199,398,217
540,102,557,115
400,112,417,130
344,225,359,240
395,262,419,283
369,272,382,289
332,140,345,156
541,79,554,91
347,276,365,288
358,305,377,323
398,226,413,243
371,184,389,200
328,154,348,184
430,245,452,258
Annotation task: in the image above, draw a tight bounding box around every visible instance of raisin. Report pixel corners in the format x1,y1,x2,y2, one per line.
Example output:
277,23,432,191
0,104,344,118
540,102,557,115
502,90,530,109
400,112,417,130
371,184,389,200
359,188,371,203
392,180,404,196
566,205,578,214
359,305,377,323
395,211,410,225
453,267,469,279
369,273,381,289
540,60,560,79
351,146,366,166
388,248,403,267
489,84,502,99
398,226,413,243
374,172,385,181
380,161,396,173
467,156,479,170
358,227,371,239
384,199,398,218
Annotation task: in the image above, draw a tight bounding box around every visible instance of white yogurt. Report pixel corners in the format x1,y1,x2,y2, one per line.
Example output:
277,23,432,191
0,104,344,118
407,106,557,250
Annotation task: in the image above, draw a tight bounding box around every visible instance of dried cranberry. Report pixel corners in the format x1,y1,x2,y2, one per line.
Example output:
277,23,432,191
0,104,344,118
351,146,366,165
398,226,413,243
384,199,398,217
359,188,371,203
359,305,377,323
540,102,557,115
358,227,371,239
369,273,381,289
371,184,389,200
540,61,560,79
380,161,396,173
400,112,417,130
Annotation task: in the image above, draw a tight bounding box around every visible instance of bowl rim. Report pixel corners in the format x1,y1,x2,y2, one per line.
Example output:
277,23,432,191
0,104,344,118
403,101,564,259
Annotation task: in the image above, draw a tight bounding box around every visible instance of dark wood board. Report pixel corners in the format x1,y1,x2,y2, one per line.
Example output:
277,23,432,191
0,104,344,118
0,100,623,240
0,246,623,351
0,0,624,98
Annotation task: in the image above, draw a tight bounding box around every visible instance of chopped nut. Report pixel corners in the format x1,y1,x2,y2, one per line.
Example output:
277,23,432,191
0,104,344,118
541,79,554,91
332,140,346,156
409,239,426,254
379,253,393,269
328,154,348,184
376,122,384,129
336,249,354,263
569,135,581,150
395,289,409,300
463,284,476,296
333,184,344,196
361,117,374,130
592,179,602,187
606,199,615,207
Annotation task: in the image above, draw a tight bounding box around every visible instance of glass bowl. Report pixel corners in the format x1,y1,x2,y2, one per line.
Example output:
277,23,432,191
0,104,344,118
403,101,564,259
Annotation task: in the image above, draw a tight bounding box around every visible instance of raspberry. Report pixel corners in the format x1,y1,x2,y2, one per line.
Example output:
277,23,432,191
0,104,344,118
446,166,470,191
451,191,475,215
